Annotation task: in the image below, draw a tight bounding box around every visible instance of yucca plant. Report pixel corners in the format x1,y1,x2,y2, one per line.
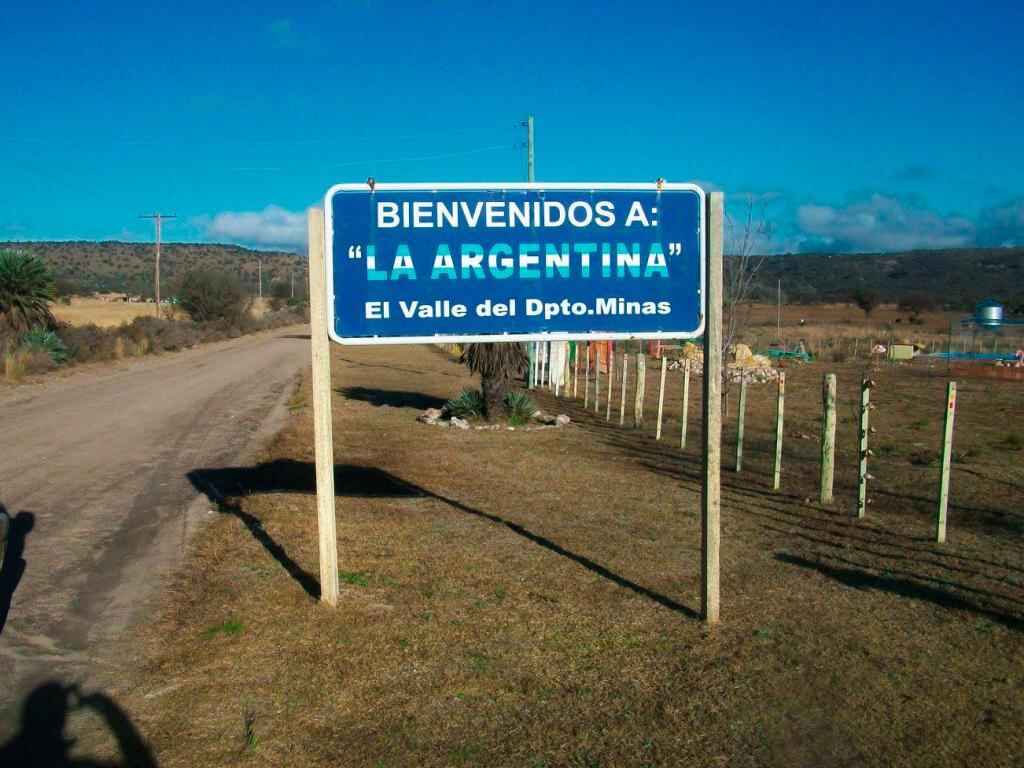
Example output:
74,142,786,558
458,342,528,420
21,327,68,364
445,387,485,419
0,250,56,336
504,390,536,425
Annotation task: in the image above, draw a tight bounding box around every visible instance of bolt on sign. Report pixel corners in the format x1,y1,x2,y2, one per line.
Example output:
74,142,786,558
324,182,705,343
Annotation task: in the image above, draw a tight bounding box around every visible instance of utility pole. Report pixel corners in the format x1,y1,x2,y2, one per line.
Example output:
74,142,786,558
139,212,176,315
290,266,295,299
523,114,535,183
777,278,781,339
257,258,263,301
522,114,536,385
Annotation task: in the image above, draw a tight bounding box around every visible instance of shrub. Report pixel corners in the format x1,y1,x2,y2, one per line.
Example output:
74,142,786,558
504,390,536,425
59,323,119,362
908,449,939,466
898,291,939,314
174,269,250,324
3,348,57,381
21,327,68,364
445,388,485,419
851,287,878,318
151,322,201,352
952,446,983,464
1005,433,1023,451
269,280,291,311
3,350,26,380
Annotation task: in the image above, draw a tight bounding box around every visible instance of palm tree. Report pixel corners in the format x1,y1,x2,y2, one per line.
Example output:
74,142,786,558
0,250,56,339
459,342,528,420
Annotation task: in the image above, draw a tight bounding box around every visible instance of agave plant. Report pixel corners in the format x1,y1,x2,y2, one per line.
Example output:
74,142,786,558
503,390,536,425
0,250,56,336
21,327,68,364
445,387,485,419
458,342,528,420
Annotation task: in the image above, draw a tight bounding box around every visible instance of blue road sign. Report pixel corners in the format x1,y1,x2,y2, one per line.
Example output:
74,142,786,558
324,182,705,344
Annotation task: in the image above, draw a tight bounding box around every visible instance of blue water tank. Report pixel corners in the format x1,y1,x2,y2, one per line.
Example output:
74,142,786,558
975,299,1004,330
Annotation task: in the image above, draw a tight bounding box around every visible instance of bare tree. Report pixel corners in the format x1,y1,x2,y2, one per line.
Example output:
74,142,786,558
723,192,776,353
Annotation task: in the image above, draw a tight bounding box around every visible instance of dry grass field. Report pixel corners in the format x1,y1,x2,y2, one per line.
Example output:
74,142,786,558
67,332,1024,767
52,297,157,327
53,296,275,327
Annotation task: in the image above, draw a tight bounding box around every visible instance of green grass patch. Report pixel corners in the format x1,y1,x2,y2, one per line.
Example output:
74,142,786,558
203,618,244,638
339,570,371,587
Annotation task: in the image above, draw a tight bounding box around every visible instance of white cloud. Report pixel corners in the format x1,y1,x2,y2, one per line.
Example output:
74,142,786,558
200,205,306,250
795,194,974,252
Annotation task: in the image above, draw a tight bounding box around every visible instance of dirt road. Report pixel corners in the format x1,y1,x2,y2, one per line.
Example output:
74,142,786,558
0,328,310,726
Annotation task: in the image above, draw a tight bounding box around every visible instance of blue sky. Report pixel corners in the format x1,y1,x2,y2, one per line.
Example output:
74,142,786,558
1,0,1021,253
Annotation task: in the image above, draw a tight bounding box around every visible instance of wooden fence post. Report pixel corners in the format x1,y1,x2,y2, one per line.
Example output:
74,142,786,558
619,353,628,425
656,356,667,439
734,375,747,472
563,342,570,397
857,378,873,518
633,352,646,428
546,342,552,389
606,350,615,420
573,344,580,399
680,359,691,449
307,207,339,607
820,373,837,504
772,372,785,489
554,343,561,397
936,381,957,543
584,343,591,408
702,191,724,624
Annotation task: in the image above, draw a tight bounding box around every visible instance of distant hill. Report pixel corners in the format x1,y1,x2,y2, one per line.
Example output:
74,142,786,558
0,241,306,296
4,241,1022,311
750,247,1024,310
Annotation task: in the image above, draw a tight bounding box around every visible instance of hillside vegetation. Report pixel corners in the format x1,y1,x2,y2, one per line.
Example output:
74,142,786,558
753,247,1024,309
3,241,1022,311
0,241,304,296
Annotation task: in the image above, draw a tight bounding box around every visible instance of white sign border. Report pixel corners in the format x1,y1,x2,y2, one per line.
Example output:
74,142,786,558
323,182,706,346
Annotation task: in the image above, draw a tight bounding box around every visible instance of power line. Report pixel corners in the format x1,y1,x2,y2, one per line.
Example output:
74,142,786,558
210,143,515,172
0,125,514,149
0,145,130,206
0,194,112,239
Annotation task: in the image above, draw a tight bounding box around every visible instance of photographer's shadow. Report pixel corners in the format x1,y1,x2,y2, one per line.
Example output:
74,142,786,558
0,507,33,634
0,681,156,767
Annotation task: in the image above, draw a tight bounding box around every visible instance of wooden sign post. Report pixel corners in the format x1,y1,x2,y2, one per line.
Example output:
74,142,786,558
702,191,723,624
309,182,718,624
308,207,340,606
